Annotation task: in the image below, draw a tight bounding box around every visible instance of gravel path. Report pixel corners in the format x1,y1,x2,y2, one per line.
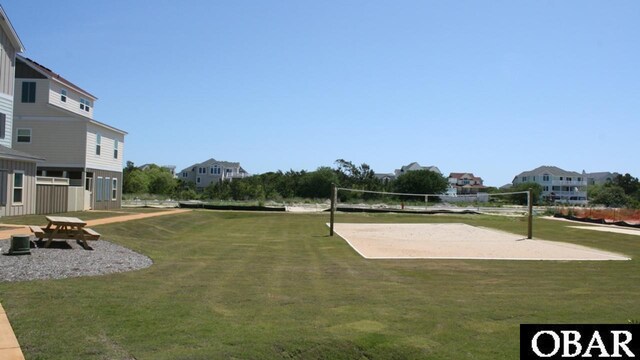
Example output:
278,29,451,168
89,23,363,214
0,239,153,282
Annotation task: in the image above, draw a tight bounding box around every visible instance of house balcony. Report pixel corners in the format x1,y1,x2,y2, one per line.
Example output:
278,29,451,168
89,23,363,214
549,180,587,186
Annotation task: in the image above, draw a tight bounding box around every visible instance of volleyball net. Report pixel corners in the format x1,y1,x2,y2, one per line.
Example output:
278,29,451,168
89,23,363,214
329,186,534,238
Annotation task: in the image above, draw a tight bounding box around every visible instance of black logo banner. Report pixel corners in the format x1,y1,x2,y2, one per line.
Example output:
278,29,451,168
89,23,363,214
521,324,639,359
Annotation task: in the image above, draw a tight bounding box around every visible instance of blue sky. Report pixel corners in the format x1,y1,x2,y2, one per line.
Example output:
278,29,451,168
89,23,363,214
4,1,639,186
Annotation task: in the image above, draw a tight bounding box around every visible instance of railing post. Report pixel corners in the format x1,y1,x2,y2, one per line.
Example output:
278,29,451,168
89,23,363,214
528,189,533,239
330,183,336,236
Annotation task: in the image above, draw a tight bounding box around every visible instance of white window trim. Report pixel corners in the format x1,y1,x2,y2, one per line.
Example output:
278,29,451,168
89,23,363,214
96,133,101,156
12,171,24,206
61,88,67,102
114,139,119,159
80,97,91,111
16,128,32,144
112,178,118,200
196,177,201,184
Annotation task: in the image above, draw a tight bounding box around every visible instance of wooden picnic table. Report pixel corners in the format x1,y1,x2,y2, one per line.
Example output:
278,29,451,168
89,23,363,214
29,216,100,250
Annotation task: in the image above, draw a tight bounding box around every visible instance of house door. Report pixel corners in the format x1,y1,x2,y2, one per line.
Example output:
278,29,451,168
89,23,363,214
85,173,93,210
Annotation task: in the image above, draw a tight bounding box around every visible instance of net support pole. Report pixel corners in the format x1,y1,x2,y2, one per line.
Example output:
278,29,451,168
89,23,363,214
527,189,533,239
330,183,336,236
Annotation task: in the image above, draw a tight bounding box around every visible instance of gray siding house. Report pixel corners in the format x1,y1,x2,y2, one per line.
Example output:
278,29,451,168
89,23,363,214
394,162,441,177
0,6,44,217
512,165,587,205
12,56,127,210
180,158,248,190
585,172,619,186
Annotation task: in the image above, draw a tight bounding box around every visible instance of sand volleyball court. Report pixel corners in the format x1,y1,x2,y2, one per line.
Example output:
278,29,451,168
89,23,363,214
331,223,630,261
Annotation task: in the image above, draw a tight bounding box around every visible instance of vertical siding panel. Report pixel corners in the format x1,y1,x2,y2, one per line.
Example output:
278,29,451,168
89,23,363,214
36,184,68,214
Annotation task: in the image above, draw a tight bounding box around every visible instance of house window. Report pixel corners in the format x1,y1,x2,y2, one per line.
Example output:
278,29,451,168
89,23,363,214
196,177,201,184
114,140,119,159
522,176,527,182
0,113,5,139
80,98,91,111
577,177,582,182
96,177,103,201
13,172,24,204
182,172,188,178
61,89,67,102
0,170,7,206
543,175,550,182
104,177,110,201
566,177,572,182
21,82,36,103
112,178,117,200
96,134,101,155
210,167,214,175
213,165,220,175
16,129,31,143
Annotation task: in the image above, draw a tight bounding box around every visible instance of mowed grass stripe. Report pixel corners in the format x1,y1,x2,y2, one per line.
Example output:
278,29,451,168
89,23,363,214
0,211,638,359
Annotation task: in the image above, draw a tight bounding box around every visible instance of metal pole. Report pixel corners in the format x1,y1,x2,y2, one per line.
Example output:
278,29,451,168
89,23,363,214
527,189,533,239
330,183,336,236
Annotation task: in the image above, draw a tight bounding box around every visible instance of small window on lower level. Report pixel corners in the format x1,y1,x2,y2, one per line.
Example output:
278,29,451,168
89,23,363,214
13,172,23,204
17,129,31,143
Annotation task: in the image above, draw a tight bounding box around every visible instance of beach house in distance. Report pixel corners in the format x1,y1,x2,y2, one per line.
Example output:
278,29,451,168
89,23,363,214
180,158,249,190
512,165,587,205
448,173,488,195
12,55,127,210
394,162,441,177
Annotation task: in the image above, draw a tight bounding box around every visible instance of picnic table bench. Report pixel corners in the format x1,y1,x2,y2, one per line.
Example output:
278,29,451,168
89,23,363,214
29,216,100,250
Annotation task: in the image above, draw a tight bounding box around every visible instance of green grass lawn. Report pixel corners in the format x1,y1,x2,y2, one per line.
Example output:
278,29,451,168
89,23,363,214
1,211,639,359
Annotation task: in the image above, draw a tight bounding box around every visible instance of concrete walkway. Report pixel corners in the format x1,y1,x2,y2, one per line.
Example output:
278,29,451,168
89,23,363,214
0,208,192,358
0,304,24,360
0,208,191,240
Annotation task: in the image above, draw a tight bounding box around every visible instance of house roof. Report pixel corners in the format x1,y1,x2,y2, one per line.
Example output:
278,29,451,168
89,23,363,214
89,119,128,136
0,144,45,162
449,172,482,180
513,165,582,180
585,172,619,180
374,173,395,179
396,162,441,174
16,55,97,100
0,6,25,53
180,158,248,174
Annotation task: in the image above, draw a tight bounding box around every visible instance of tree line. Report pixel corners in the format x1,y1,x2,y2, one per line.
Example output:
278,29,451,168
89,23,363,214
123,159,450,201
123,161,640,208
587,174,640,208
